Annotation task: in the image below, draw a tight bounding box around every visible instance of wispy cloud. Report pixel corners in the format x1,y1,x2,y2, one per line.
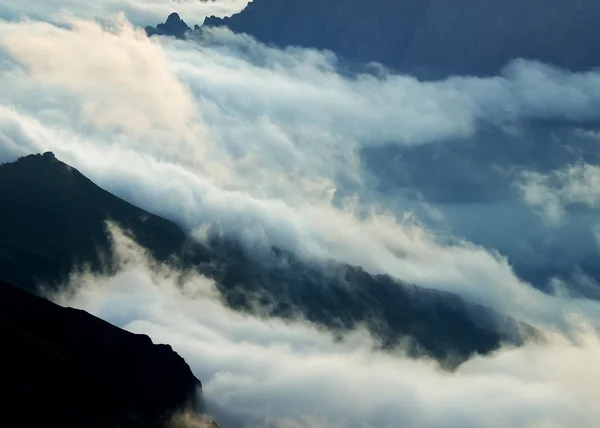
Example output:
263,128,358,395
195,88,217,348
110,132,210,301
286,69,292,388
518,163,600,226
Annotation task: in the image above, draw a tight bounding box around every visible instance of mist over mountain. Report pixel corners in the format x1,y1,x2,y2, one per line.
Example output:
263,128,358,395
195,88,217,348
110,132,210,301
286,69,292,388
146,6,600,298
2,0,600,426
0,153,532,365
202,0,600,78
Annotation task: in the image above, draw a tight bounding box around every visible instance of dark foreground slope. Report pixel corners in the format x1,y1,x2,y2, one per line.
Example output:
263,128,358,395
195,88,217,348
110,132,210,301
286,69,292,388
0,152,187,291
0,278,201,427
202,0,600,77
0,153,535,364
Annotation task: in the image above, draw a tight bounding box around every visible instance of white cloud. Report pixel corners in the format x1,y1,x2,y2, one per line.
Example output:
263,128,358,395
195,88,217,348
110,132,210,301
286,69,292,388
176,31,600,150
517,163,600,226
0,0,248,27
0,17,205,150
52,226,600,428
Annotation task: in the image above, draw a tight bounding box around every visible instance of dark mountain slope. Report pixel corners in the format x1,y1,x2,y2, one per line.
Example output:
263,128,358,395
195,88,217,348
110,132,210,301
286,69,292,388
0,152,190,291
0,278,202,427
201,0,600,77
0,153,536,364
146,12,191,39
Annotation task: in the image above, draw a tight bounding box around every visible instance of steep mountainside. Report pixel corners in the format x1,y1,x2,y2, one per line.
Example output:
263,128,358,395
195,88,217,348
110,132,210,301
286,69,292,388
0,153,536,364
0,278,202,427
0,152,189,291
202,0,600,77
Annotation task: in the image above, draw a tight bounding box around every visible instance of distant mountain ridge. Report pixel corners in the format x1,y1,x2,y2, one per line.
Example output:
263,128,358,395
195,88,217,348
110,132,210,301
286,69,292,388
146,12,193,39
0,153,537,365
196,0,600,77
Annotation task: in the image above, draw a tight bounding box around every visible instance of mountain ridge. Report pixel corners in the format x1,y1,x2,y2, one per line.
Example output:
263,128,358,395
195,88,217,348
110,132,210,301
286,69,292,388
0,151,188,290
196,0,600,78
0,152,538,365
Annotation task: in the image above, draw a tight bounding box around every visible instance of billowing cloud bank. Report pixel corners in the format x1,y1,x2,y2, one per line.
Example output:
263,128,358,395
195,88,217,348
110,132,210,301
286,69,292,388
0,3,599,426
1,15,599,319
53,226,600,428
